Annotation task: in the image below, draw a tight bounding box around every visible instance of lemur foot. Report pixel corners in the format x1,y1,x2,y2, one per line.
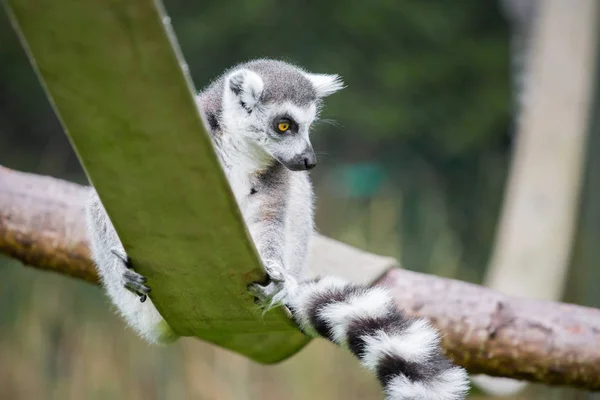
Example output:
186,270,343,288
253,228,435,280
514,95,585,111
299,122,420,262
111,248,151,303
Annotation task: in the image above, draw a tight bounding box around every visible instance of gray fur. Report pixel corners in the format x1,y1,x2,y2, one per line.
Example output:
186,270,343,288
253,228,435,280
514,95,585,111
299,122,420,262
199,59,319,133
241,59,318,106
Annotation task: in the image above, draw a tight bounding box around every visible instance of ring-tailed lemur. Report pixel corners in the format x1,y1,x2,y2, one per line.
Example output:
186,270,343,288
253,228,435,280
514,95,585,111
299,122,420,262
86,59,469,400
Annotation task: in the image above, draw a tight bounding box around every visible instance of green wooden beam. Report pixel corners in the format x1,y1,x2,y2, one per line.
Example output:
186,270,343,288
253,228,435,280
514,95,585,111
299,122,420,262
5,0,309,363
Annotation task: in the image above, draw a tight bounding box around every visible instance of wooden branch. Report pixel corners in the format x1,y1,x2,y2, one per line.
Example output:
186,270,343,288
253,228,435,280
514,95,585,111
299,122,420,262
0,166,98,284
378,271,600,390
2,166,600,390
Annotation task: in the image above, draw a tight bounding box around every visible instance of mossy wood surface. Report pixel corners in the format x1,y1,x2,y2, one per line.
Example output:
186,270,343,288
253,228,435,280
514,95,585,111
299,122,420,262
5,0,309,363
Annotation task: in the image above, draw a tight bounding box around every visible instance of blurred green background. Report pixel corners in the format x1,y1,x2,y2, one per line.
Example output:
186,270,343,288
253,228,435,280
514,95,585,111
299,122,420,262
1,0,599,399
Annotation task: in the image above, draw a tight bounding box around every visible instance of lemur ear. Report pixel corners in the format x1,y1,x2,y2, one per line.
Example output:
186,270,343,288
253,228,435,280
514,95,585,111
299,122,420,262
226,69,264,110
305,73,345,98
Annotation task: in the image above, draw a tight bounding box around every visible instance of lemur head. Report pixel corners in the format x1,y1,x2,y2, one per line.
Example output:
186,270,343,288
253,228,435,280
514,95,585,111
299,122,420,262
201,59,344,171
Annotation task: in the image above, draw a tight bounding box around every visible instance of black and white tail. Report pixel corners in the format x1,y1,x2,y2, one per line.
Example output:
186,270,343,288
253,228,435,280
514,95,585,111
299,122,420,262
284,276,469,400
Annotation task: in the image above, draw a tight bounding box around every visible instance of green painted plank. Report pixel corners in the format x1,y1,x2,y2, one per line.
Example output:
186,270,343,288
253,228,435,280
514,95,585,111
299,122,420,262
5,0,309,363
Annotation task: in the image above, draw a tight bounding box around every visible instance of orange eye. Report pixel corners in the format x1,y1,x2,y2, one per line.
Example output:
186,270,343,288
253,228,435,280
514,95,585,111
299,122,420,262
277,122,290,132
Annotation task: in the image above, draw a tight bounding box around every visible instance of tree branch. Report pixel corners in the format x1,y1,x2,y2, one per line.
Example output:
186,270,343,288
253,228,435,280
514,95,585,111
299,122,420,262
0,165,98,284
2,165,600,390
378,271,600,389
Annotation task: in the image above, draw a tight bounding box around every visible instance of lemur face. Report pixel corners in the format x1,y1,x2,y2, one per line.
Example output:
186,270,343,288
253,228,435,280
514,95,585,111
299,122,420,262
220,60,344,171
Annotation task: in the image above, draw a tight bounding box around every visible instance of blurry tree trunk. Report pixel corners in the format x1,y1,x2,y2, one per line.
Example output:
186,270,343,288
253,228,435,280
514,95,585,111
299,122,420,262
488,0,596,302
475,0,599,397
565,9,600,400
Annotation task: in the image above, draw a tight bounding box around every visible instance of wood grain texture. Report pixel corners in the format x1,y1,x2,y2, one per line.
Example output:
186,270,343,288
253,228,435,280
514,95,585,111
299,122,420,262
2,166,600,390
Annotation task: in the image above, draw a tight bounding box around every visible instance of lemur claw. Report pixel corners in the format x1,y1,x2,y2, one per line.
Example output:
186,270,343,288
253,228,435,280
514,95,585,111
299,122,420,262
112,248,151,303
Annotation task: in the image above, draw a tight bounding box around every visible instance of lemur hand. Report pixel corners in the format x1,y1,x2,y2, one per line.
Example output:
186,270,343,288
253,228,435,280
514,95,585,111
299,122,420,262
111,248,151,303
248,260,298,311
262,259,287,282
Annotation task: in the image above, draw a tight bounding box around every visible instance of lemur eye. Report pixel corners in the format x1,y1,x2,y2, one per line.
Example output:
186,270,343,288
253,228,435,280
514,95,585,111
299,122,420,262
277,120,291,132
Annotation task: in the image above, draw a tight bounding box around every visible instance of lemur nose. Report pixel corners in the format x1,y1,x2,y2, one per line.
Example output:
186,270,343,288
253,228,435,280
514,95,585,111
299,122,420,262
304,157,316,170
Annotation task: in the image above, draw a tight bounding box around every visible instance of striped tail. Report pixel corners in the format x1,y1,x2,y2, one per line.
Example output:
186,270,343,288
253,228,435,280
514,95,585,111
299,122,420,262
284,276,469,400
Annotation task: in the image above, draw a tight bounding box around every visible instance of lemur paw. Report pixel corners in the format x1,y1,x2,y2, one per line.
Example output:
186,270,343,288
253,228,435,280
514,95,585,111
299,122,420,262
248,281,284,310
248,276,298,312
247,260,288,310
111,248,151,303
262,259,286,282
